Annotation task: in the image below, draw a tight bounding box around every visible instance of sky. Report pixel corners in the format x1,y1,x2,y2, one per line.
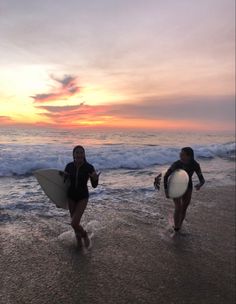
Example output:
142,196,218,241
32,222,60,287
0,0,235,131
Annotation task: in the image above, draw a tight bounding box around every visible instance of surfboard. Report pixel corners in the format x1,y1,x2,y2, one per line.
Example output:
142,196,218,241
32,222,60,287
155,169,189,198
33,169,70,209
167,169,189,199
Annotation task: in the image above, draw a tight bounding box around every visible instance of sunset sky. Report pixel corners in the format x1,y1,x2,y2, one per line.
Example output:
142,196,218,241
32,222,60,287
0,0,235,131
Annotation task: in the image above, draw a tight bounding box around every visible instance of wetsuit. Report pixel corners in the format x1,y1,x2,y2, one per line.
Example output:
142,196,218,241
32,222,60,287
65,161,98,201
164,160,205,191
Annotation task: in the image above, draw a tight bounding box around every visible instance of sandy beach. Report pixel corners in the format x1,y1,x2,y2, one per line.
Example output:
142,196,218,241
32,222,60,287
1,185,235,304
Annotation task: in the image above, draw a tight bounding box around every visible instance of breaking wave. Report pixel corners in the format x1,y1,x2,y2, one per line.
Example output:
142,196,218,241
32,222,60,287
0,142,235,177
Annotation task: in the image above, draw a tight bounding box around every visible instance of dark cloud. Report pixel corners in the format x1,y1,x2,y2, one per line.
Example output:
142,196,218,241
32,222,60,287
31,74,80,103
36,103,84,113
50,75,79,91
32,93,57,101
106,95,235,122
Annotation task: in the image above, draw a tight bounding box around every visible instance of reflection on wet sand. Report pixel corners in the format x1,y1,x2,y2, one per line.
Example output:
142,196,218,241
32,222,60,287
1,186,235,304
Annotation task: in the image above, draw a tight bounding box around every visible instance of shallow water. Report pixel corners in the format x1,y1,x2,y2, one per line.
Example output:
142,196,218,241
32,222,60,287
1,186,235,304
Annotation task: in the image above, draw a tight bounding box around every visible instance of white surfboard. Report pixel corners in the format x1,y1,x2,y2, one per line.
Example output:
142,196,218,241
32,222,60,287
33,169,70,209
167,169,189,199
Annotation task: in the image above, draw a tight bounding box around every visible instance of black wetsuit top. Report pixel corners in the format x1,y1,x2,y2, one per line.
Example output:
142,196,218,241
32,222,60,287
65,161,98,201
164,160,205,190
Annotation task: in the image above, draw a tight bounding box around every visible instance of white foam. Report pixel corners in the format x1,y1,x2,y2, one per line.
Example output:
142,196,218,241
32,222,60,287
58,230,77,246
85,220,104,233
0,142,235,177
58,228,94,251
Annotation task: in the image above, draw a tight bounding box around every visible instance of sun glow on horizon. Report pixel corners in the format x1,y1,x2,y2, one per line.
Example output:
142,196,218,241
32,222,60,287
0,0,234,132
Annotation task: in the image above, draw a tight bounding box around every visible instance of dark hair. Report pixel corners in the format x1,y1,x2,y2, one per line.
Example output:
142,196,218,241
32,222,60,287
73,145,86,162
181,147,194,162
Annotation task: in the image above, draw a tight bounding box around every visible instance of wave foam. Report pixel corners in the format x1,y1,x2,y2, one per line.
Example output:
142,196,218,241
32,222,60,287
0,142,234,177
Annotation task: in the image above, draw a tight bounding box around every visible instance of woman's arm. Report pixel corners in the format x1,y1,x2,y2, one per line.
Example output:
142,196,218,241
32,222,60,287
195,163,205,190
89,170,100,188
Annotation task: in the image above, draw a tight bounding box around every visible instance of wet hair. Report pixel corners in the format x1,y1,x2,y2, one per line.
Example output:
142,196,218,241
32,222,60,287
181,147,195,162
73,145,87,162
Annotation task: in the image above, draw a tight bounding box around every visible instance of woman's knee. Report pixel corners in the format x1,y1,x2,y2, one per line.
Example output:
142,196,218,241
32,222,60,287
71,221,85,236
71,218,83,232
71,218,78,230
71,212,81,228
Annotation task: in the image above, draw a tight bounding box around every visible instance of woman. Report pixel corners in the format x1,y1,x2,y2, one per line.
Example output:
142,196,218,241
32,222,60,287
64,145,100,248
156,147,205,232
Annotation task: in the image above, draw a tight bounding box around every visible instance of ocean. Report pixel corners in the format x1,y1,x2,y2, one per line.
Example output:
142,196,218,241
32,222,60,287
0,126,235,224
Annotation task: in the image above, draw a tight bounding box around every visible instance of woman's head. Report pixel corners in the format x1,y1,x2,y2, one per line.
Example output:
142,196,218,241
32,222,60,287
180,147,194,164
73,145,86,164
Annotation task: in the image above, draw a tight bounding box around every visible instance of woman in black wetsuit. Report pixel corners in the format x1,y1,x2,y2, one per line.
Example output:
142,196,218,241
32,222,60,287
64,145,100,248
156,147,205,232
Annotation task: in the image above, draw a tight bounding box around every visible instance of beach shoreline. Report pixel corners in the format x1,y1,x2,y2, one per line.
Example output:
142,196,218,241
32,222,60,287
1,185,235,304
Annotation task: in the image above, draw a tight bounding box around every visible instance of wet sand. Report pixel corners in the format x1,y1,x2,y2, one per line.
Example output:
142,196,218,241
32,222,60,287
1,186,235,304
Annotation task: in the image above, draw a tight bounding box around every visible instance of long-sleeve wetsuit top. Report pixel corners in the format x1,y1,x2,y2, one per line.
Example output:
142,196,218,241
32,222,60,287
65,161,98,201
164,160,205,190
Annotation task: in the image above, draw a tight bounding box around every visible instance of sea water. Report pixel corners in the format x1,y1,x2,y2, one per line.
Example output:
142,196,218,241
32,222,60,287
0,126,235,225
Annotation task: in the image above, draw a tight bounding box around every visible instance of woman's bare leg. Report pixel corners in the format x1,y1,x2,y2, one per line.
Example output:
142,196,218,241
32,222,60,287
180,189,192,227
68,199,77,218
173,198,182,230
68,199,89,247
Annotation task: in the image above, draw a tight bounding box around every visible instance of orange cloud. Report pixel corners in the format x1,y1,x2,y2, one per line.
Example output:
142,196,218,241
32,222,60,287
0,115,14,125
36,103,111,126
31,75,80,103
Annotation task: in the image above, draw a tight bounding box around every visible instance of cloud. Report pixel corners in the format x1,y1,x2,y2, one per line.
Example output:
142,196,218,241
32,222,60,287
37,103,84,113
105,95,235,122
0,115,14,124
35,94,235,130
36,103,110,125
31,74,80,103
